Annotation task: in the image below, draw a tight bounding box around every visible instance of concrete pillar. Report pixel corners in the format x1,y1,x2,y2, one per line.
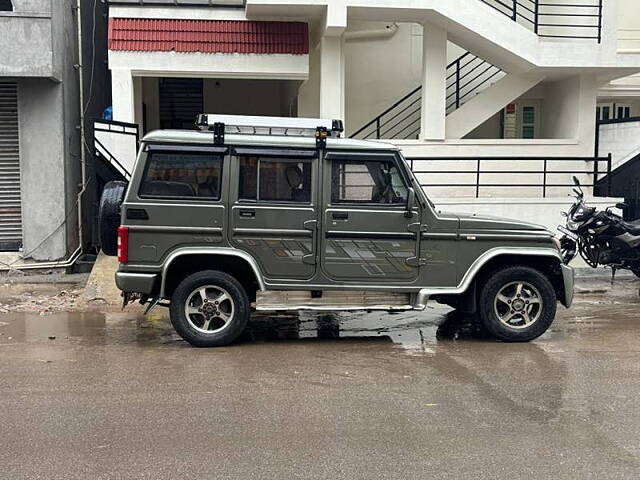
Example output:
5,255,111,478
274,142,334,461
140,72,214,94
420,24,447,141
111,69,135,123
319,35,345,122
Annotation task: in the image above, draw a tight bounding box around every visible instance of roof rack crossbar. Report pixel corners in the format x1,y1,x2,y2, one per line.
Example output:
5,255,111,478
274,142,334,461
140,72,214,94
195,114,344,143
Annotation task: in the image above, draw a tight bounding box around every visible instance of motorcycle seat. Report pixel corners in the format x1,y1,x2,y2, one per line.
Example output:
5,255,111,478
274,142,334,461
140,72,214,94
621,220,640,236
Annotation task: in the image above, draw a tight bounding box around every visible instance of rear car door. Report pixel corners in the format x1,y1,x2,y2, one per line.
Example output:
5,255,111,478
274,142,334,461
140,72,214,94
321,151,421,283
228,148,318,280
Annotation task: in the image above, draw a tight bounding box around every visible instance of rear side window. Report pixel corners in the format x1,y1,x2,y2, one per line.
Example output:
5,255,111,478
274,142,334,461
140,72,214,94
139,152,223,200
331,158,408,204
238,156,312,203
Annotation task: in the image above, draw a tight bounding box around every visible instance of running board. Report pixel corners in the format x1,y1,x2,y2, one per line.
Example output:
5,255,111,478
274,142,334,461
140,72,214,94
255,290,416,311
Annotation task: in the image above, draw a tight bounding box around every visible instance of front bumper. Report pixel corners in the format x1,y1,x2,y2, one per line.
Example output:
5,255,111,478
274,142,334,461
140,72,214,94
115,272,159,296
560,264,575,308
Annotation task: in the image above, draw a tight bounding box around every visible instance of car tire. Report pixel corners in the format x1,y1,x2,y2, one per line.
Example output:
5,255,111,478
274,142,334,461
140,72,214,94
98,180,128,256
478,266,557,342
170,270,250,347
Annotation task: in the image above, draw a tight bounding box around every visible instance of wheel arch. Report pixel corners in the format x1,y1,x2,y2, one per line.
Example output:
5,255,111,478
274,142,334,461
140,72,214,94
160,248,266,300
425,247,570,309
469,249,568,308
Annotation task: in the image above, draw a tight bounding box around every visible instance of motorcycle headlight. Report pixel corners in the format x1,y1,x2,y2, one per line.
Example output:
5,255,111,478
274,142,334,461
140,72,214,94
567,219,582,230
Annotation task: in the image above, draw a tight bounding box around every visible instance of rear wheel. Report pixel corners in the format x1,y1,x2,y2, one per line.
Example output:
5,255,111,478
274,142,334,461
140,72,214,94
98,180,127,256
479,266,557,342
170,270,250,347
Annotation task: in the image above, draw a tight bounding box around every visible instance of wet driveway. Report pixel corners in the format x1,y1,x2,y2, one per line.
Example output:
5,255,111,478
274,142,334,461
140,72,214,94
1,277,639,479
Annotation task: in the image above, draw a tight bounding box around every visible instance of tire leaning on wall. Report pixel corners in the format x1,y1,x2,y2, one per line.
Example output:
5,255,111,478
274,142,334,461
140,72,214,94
98,181,128,256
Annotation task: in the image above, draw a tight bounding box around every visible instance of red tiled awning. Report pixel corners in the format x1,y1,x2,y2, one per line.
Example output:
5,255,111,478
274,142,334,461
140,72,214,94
108,18,309,55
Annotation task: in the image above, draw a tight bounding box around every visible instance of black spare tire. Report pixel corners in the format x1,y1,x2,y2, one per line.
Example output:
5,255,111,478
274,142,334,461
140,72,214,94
99,180,127,256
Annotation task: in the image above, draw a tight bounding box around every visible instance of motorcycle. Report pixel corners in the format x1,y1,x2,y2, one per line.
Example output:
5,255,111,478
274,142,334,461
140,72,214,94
558,176,640,279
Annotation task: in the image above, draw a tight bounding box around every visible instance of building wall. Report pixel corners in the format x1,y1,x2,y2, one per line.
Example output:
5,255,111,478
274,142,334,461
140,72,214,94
618,0,640,52
15,0,80,261
0,0,55,78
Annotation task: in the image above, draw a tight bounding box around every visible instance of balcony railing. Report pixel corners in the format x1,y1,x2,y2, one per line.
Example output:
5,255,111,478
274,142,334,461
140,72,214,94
405,155,612,198
106,0,245,6
480,0,603,42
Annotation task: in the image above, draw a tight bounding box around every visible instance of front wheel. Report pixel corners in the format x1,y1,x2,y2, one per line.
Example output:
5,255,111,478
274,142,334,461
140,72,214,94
170,271,250,347
479,266,557,342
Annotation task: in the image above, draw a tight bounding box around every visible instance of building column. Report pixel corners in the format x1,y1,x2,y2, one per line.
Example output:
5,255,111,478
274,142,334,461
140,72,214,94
420,24,448,141
319,34,345,122
111,69,135,123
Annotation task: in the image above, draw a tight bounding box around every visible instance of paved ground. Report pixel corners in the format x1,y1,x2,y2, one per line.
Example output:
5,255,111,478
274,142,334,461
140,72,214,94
0,275,639,479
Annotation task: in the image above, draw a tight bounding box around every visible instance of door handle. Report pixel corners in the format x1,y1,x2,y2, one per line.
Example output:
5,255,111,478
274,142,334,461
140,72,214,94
332,212,349,220
239,210,256,218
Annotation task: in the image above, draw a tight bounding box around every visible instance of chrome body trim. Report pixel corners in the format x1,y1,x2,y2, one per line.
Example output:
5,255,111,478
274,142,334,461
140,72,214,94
233,228,311,237
128,225,223,234
159,247,266,298
413,247,564,309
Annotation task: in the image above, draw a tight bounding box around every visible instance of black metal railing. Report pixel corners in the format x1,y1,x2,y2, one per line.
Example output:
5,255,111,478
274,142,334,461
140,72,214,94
480,0,603,42
405,155,612,198
350,52,503,140
93,119,140,181
106,0,245,6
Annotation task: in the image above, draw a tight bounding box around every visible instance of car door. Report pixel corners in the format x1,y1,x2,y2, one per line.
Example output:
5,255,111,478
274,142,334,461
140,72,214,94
320,151,421,283
228,147,318,280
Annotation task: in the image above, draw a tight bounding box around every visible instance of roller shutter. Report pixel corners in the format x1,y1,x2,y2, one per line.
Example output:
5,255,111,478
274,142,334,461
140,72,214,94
0,81,22,251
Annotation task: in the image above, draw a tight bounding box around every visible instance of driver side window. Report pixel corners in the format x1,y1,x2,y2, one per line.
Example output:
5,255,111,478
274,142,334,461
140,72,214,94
331,158,408,205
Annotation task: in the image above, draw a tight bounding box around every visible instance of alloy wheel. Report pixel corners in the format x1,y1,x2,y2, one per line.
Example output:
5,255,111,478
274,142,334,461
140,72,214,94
493,281,543,330
185,285,235,334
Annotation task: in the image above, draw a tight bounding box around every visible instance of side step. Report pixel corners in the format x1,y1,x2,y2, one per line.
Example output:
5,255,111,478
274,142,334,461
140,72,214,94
255,290,415,311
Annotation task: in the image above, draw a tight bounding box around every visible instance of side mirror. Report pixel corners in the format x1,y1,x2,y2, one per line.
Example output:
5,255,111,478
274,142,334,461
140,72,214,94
616,202,629,210
405,188,416,218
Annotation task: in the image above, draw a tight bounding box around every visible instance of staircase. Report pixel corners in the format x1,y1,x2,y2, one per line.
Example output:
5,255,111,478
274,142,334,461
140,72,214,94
350,52,504,140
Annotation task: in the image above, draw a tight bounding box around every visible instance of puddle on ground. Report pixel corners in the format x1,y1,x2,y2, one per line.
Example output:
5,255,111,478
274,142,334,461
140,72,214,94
0,277,638,354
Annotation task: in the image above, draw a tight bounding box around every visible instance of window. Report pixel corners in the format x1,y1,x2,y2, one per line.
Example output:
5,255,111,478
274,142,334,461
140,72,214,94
618,106,631,119
238,157,312,203
140,152,223,199
0,0,12,11
521,106,536,139
331,159,408,205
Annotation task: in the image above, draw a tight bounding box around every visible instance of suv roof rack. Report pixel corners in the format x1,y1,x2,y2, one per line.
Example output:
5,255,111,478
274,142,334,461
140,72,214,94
195,114,344,149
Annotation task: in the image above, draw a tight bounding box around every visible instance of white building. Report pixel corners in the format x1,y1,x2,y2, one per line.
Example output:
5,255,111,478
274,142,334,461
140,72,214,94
102,0,640,231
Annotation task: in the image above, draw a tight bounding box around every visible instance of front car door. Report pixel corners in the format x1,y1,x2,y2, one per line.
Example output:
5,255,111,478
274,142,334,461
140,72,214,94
228,147,318,281
321,151,421,283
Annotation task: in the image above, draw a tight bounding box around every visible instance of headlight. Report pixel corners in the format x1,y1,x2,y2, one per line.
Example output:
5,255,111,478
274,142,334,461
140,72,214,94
567,219,582,230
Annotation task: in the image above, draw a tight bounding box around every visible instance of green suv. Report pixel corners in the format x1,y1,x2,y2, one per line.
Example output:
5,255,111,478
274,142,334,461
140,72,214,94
99,115,574,347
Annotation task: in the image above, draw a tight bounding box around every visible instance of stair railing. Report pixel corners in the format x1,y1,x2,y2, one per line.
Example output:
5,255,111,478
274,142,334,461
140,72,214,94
350,53,503,140
480,0,603,42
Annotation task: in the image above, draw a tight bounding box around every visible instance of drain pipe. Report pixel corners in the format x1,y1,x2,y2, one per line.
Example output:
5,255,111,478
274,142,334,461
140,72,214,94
344,23,399,41
74,0,88,262
0,248,83,272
